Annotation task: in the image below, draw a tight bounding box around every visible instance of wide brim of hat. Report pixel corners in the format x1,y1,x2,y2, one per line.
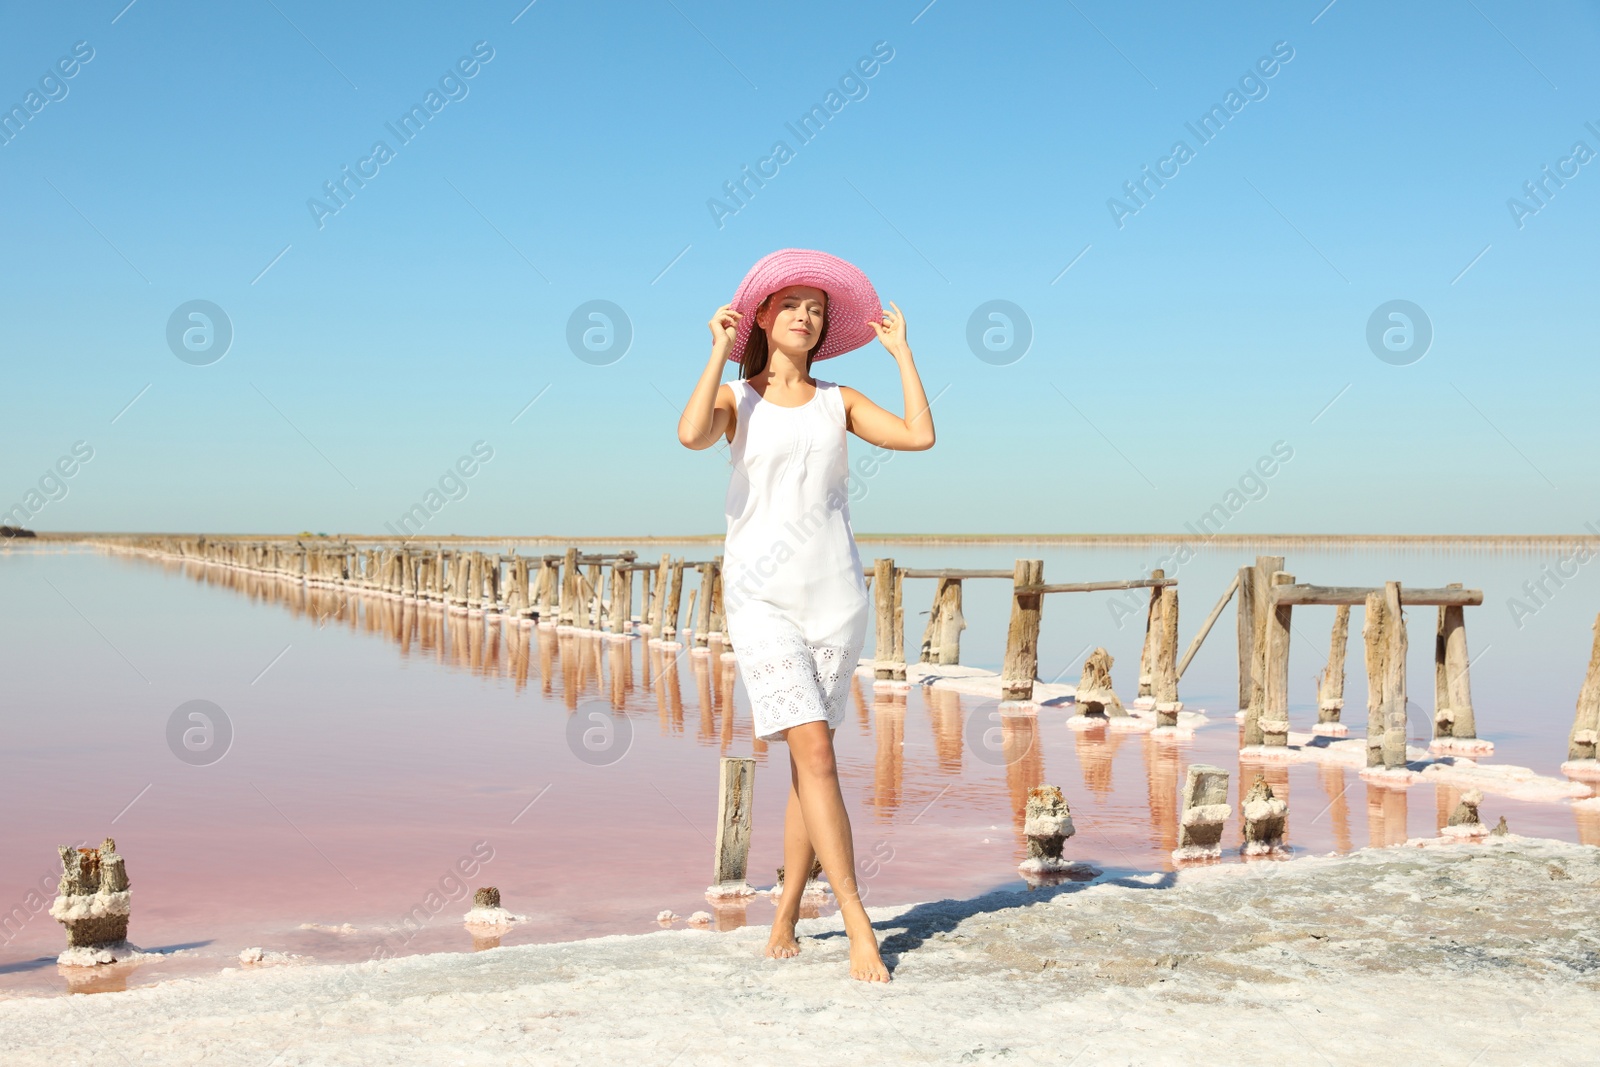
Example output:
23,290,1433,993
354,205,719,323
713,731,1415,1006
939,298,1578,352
726,248,881,363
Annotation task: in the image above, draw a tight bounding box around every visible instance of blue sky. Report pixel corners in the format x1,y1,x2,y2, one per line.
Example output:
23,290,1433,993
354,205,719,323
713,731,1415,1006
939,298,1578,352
2,0,1597,536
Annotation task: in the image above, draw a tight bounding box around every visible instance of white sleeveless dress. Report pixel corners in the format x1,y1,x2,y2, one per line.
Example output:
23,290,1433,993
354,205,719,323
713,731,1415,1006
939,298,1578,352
722,377,870,741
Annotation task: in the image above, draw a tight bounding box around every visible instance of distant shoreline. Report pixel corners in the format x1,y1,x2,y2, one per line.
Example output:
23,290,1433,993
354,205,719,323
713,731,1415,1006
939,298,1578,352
28,531,1600,549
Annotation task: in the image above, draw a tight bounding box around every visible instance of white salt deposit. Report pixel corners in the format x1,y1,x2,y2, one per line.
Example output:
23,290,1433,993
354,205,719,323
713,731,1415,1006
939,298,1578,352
9,836,1592,1064
461,906,527,926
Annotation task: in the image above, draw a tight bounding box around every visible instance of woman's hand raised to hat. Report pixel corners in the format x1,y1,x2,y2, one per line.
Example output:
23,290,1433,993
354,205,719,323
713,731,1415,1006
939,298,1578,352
708,303,741,355
868,301,911,359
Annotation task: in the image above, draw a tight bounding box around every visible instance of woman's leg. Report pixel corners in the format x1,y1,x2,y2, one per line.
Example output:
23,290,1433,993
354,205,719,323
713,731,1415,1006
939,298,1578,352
783,721,890,982
764,755,813,958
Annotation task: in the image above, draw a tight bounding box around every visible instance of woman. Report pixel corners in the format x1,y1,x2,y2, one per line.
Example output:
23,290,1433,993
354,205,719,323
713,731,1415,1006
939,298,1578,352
677,248,935,982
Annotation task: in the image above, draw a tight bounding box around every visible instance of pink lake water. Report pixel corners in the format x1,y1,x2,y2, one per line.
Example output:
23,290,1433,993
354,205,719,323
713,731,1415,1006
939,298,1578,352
2,539,1596,997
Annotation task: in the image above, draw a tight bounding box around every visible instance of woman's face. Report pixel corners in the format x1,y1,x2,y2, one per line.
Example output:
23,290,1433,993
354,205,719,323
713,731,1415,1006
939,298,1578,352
758,284,826,354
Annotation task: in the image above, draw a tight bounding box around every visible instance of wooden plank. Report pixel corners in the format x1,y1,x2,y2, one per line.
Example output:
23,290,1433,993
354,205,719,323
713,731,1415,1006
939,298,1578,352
1014,578,1177,595
711,756,756,891
899,568,1015,579
1272,584,1482,607
1176,572,1238,680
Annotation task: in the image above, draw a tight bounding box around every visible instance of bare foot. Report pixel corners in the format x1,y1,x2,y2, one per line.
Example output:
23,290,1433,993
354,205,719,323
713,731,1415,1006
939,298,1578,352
848,934,890,982
764,916,800,959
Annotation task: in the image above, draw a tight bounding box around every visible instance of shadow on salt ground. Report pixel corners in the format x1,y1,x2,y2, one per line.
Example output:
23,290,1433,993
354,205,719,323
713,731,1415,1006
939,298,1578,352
809,868,1178,971
0,940,213,976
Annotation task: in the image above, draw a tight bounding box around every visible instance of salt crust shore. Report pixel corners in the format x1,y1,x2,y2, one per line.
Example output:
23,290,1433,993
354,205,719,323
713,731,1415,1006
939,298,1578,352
3,836,1596,1066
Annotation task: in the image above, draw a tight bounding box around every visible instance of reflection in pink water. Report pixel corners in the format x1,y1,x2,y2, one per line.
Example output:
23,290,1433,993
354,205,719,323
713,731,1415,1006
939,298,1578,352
0,545,1592,997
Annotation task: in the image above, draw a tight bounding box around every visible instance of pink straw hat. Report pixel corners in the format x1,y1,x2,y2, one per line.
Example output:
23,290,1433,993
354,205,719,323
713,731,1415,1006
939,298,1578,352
727,248,882,363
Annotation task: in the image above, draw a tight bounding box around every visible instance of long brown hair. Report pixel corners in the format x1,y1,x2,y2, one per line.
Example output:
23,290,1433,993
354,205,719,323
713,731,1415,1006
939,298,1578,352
737,289,830,380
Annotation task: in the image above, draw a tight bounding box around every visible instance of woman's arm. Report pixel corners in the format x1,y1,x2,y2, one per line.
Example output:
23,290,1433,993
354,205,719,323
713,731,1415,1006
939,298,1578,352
841,301,935,451
678,304,740,450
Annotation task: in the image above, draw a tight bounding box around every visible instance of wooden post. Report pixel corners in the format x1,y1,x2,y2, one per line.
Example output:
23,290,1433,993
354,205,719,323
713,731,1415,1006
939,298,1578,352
891,565,905,681
1434,584,1477,739
1363,591,1389,768
709,554,726,639
1152,585,1181,726
585,563,603,629
694,562,714,646
1566,612,1600,762
710,756,756,896
1260,571,1293,747
1075,647,1126,717
664,560,685,640
1384,582,1409,769
609,563,626,634
920,577,966,665
1138,569,1165,698
873,558,896,678
560,547,578,626
1000,559,1044,701
1236,564,1257,711
652,553,670,633
1317,605,1350,725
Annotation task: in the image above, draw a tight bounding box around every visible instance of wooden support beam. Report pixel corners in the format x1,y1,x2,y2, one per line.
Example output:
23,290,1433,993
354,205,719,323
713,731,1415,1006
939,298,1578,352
1272,584,1482,606
1176,572,1238,680
1013,578,1177,595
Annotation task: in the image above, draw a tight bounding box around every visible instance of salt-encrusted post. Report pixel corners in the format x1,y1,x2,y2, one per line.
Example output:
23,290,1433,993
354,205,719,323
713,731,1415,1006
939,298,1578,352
1240,773,1287,855
1075,647,1127,717
1260,571,1294,748
1317,605,1350,727
1566,612,1600,762
1434,584,1477,740
709,756,757,897
891,565,906,680
1000,559,1044,700
1138,569,1165,698
50,838,132,962
1152,585,1182,727
1020,785,1077,871
1175,764,1230,861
